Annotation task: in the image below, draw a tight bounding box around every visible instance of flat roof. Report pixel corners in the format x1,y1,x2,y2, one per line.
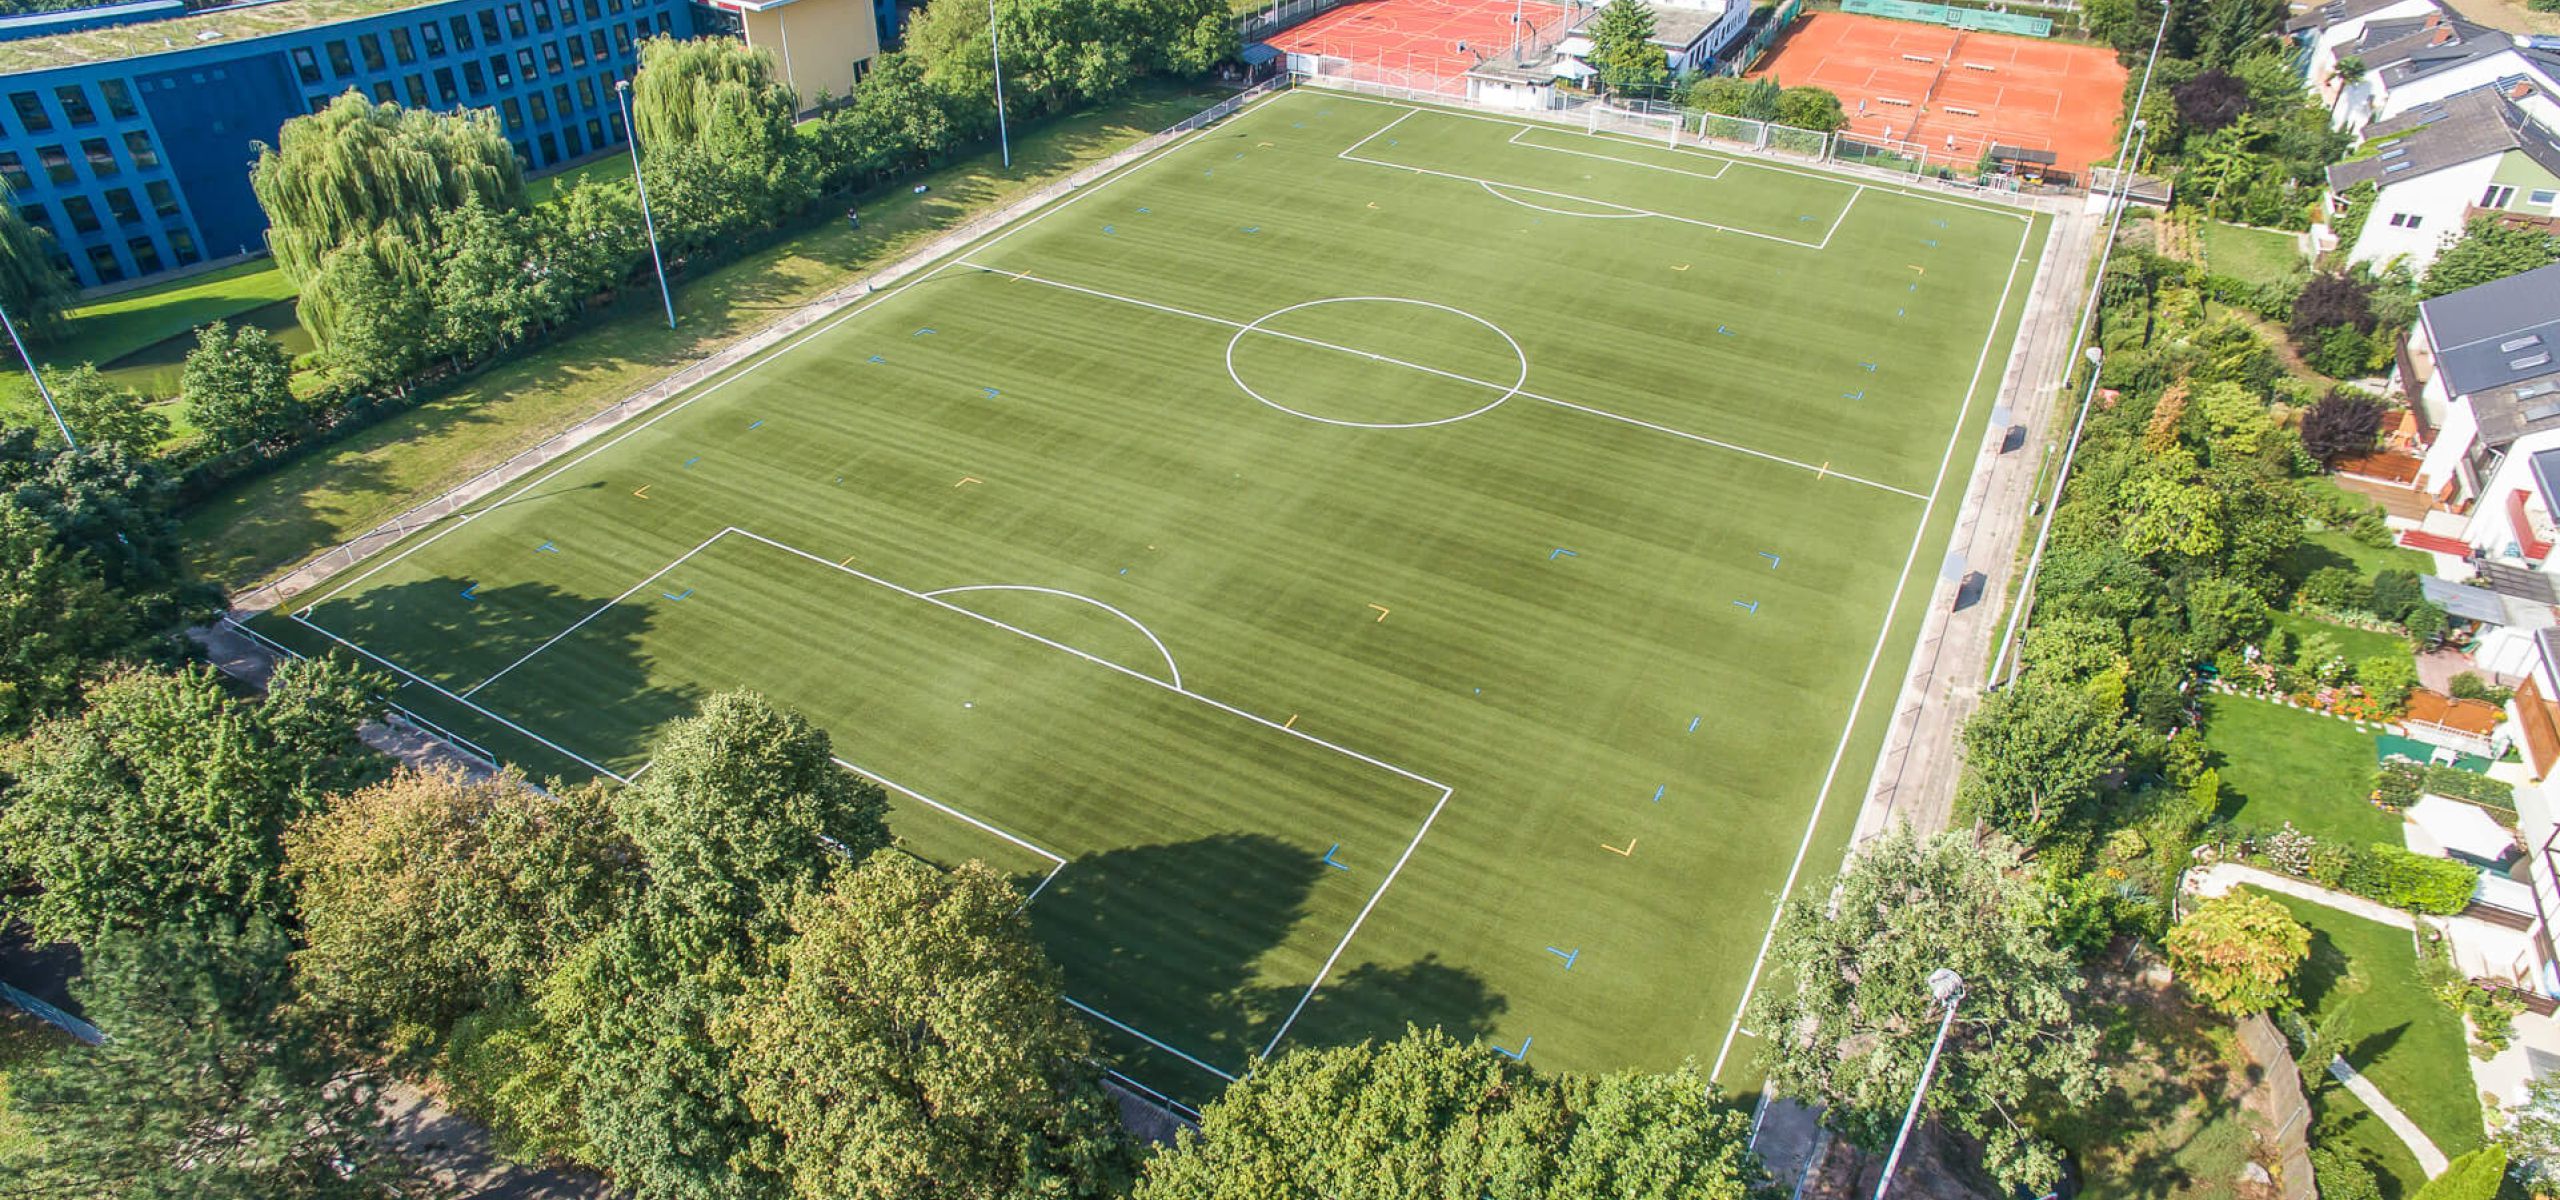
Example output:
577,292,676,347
0,0,440,78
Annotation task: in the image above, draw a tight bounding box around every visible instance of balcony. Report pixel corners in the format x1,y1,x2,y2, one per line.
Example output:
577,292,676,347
2509,487,2554,564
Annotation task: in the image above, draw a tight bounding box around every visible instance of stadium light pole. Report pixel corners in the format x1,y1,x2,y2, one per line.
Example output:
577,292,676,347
0,300,74,449
1985,0,2172,689
617,79,678,332
989,0,1012,169
1874,968,1967,1200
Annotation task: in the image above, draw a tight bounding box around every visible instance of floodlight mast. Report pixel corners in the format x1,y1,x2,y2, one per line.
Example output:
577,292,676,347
0,300,74,448
617,78,679,332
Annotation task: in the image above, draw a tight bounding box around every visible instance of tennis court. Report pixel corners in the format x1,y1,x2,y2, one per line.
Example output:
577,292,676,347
1267,0,1578,92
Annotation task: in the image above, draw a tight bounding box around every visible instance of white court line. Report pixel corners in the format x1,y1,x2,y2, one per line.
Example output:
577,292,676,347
1705,205,2040,1084
1259,783,1453,1058
833,755,1071,906
1476,181,1650,219
1507,123,1732,180
921,584,1184,689
1343,141,1841,250
287,611,631,782
461,528,731,697
961,262,1927,500
1064,997,1240,1082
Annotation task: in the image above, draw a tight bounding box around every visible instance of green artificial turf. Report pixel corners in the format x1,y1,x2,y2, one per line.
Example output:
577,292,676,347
259,90,2049,1102
2204,693,2398,845
2273,893,2486,1182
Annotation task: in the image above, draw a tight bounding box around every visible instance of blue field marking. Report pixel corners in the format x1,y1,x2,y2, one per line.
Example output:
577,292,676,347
535,541,559,554
981,386,1001,398
1798,214,1815,222
1717,324,1734,336
1896,307,1905,317
662,587,694,603
866,354,885,364
1733,599,1759,614
1861,362,1877,372
1688,714,1702,733
1136,206,1150,214
1545,946,1579,970
1242,225,1261,234
1909,282,1919,292
1105,223,1117,232
1759,551,1782,568
1549,547,1577,561
1651,784,1665,803
1493,1036,1532,1061
684,456,702,468
913,327,936,336
1843,389,1865,400
1924,238,1939,247
459,583,478,601
1119,567,1129,575
1931,218,1949,228
747,419,764,430
1321,843,1350,872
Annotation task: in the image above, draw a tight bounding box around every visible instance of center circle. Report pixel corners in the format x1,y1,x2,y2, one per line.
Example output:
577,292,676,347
1224,297,1529,429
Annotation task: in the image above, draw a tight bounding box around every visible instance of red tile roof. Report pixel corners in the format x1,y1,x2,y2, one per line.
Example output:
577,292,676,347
2399,529,2474,556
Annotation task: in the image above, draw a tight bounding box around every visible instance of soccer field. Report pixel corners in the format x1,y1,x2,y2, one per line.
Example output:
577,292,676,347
256,86,2052,1106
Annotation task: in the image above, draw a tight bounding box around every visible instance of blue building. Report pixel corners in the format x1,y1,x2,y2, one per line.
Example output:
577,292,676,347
0,0,701,288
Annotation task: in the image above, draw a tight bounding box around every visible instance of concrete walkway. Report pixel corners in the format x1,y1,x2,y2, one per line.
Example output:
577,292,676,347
2327,1056,2451,1177
2184,862,2417,931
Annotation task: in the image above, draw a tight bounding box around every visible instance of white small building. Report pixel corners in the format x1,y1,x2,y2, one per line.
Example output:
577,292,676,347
2326,85,2560,272
1651,0,1749,74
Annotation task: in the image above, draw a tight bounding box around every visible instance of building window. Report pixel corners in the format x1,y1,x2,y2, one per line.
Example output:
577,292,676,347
585,0,601,20
422,20,447,55
127,236,163,275
2389,212,2423,229
292,46,325,85
0,152,27,192
505,3,527,36
452,14,476,49
103,188,139,225
62,195,100,233
404,75,429,106
436,67,461,104
464,61,488,94
86,244,124,283
586,116,604,147
612,23,632,52
562,123,582,156
16,203,47,232
527,91,549,123
2533,189,2559,208
308,93,334,114
327,40,356,77
553,83,573,116
38,145,74,185
480,9,502,43
122,131,158,170
590,30,609,59
80,138,117,177
511,139,532,167
9,92,50,134
99,79,136,120
169,229,200,265
146,179,179,218
53,86,94,126
518,48,540,82
373,82,396,103
655,12,670,32
578,76,598,109
491,54,513,87
610,0,623,15
538,131,559,162
567,33,587,66
2484,184,2518,209
359,34,387,72
502,97,525,129
532,0,554,31
391,27,418,64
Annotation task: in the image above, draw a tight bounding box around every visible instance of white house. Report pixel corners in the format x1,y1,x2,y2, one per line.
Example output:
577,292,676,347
2291,0,2450,100
2327,11,2560,133
2327,85,2560,271
1651,0,1750,74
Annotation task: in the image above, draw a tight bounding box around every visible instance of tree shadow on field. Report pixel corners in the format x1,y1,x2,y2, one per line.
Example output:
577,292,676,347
1251,953,1508,1054
311,575,697,780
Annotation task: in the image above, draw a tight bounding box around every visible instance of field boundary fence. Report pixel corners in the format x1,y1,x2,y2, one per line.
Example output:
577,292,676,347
1841,0,2053,36
1718,0,1803,75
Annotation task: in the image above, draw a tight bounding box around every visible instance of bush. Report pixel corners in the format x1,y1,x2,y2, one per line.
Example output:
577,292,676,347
2308,325,2374,379
2369,570,2423,622
2338,843,2478,914
2298,567,2368,613
2448,672,2514,706
2356,654,2416,710
2300,390,2385,462
2312,1146,2383,1200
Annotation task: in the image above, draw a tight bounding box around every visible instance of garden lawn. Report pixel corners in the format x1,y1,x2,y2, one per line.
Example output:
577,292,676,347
2290,523,2438,582
183,80,1227,589
2273,611,2411,666
2272,894,2485,1183
2203,693,2399,844
2201,220,2303,285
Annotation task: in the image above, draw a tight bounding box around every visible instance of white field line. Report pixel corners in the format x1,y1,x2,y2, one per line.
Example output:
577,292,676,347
1705,208,2039,1084
1258,781,1455,1058
1508,123,1731,180
1323,92,2033,222
461,528,731,698
286,611,631,782
921,583,1184,688
288,94,1248,615
831,755,1068,869
964,263,1927,500
1343,141,1838,250
1064,997,1241,1082
1101,1068,1205,1122
1817,186,1865,250
1475,181,1650,219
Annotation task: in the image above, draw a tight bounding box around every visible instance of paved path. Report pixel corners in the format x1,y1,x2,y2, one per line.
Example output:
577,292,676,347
2328,1056,2450,1177
2184,862,2417,931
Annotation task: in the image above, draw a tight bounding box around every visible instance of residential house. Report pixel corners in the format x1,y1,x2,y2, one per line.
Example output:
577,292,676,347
2327,85,2560,270
2292,0,2451,102
2326,10,2560,134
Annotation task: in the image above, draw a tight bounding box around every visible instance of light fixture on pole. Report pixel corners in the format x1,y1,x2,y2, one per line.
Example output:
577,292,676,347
616,78,678,331
1874,968,1966,1200
988,0,1011,169
0,300,75,449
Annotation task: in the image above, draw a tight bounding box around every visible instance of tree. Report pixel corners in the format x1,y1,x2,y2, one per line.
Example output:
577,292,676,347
1,919,429,1199
0,181,72,351
250,91,524,291
2164,888,2310,1015
629,37,817,255
1747,828,2104,1196
2422,217,2560,298
1134,1028,1762,1200
0,496,136,732
617,691,891,967
430,193,562,365
1961,672,2128,843
2499,1073,2560,1192
1586,0,1670,97
0,659,384,945
730,857,1132,1200
2286,271,2376,352
181,321,304,452
1775,86,1848,133
304,233,435,389
2170,67,2252,132
2416,1148,2509,1200
0,425,183,594
2299,390,2385,462
39,364,168,452
534,177,644,305
286,765,634,1052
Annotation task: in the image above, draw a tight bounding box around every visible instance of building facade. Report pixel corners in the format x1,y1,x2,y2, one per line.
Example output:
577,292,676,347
0,0,704,289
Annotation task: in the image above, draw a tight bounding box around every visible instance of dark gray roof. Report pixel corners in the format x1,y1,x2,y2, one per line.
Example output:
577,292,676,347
2422,261,2560,398
1647,5,1723,50
2328,85,2560,189
2369,19,2556,88
2426,574,2511,623
2468,370,2560,449
2477,558,2558,602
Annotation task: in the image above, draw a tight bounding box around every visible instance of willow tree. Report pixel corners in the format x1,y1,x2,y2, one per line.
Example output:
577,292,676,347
249,91,523,341
629,36,815,251
0,182,72,351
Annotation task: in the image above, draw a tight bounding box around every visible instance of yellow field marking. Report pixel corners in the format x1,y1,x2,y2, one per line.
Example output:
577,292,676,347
1367,603,1390,622
632,484,651,500
1906,264,1925,274
838,555,855,567
1366,201,1379,209
1673,263,1690,271
955,476,982,488
1284,713,1299,729
1258,141,1275,148
1602,837,1638,857
1817,461,1830,480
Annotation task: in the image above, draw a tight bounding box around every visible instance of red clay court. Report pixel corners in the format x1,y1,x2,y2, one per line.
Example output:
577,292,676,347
1270,0,1579,93
1753,12,2127,178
